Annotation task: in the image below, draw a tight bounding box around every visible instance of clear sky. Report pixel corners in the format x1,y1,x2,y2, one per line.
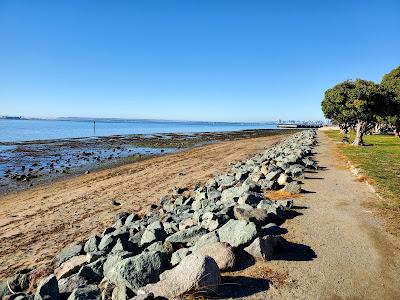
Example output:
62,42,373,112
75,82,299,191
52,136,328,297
0,1,399,122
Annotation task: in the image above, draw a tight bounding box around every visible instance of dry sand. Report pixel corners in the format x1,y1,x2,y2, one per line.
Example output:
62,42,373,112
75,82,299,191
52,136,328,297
0,133,289,280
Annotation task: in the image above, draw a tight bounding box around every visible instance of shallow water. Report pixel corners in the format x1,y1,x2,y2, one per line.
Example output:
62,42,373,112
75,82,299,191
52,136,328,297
0,119,277,142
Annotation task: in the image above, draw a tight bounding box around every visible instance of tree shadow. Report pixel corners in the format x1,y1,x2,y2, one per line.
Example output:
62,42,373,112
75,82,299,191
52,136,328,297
216,276,270,298
274,241,317,261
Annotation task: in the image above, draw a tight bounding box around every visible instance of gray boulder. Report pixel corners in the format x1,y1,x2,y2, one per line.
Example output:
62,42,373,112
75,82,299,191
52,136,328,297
140,221,167,247
233,207,270,226
140,253,220,298
170,248,191,266
58,274,88,295
217,220,257,248
195,242,235,271
244,235,285,261
78,257,106,281
192,231,220,251
84,236,101,254
67,285,100,300
54,244,83,268
166,226,207,245
105,251,169,291
34,275,60,300
282,181,302,194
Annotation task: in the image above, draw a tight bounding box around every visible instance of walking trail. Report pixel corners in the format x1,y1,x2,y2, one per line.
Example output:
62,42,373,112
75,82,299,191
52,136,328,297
235,131,400,299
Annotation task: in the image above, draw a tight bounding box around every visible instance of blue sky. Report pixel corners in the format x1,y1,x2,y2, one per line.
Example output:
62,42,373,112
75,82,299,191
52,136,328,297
0,1,399,122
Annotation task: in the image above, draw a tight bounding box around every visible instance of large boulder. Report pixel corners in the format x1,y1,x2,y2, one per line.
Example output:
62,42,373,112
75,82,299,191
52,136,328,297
34,275,60,300
192,231,220,251
233,207,270,226
140,221,167,247
58,274,88,295
244,235,285,261
195,242,235,271
54,255,87,280
217,220,257,248
140,253,220,298
105,251,169,291
282,181,302,194
67,285,100,300
54,244,83,268
166,226,207,245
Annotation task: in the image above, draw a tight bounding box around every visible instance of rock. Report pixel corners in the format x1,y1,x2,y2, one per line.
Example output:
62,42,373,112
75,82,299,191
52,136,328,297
84,236,101,253
78,257,106,281
237,192,263,206
275,199,294,209
34,275,60,300
263,170,281,181
105,251,169,291
217,220,257,248
58,274,89,295
67,285,100,300
282,181,302,194
178,218,196,231
195,242,235,271
54,244,83,268
111,200,121,206
140,221,167,247
140,253,220,298
233,207,270,226
98,231,128,253
55,255,88,280
220,187,242,203
171,248,191,266
131,292,154,300
277,173,291,185
8,270,31,293
102,252,134,277
192,231,220,251
111,284,135,300
166,226,207,245
244,235,285,261
257,199,274,210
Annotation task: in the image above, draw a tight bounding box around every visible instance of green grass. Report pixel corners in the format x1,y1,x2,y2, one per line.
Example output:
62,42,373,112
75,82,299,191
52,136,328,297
325,130,400,234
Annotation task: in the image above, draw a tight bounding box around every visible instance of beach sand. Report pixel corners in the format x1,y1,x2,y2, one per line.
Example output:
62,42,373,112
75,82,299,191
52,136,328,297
0,132,290,280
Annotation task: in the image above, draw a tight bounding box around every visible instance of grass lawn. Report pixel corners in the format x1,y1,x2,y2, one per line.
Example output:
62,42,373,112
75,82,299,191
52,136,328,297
324,130,400,235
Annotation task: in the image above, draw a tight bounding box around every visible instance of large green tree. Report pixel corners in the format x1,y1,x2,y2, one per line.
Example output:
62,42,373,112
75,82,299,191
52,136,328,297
381,66,400,137
321,79,385,146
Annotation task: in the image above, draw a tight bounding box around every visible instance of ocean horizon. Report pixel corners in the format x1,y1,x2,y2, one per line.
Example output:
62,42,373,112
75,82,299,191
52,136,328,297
0,118,278,143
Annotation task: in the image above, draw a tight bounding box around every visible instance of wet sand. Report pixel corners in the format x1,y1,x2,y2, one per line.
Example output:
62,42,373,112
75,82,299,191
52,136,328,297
0,129,290,195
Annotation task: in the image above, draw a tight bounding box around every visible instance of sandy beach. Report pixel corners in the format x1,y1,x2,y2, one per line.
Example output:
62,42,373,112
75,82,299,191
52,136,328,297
0,131,290,280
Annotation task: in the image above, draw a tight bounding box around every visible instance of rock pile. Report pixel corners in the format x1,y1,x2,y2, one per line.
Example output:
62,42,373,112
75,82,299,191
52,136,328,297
1,130,317,300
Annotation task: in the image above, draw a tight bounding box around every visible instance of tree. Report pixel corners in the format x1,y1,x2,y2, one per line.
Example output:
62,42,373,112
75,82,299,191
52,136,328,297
381,66,400,137
321,79,385,146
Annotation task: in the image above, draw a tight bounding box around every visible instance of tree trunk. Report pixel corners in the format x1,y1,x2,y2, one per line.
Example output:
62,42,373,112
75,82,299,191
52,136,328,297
339,123,349,134
352,120,367,146
394,120,400,138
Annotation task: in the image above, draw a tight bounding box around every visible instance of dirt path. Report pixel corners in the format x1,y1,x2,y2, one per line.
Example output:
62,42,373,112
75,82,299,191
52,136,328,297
0,133,290,280
239,131,400,299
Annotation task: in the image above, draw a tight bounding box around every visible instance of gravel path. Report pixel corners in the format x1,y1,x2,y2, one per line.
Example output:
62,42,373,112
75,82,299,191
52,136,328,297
249,131,400,299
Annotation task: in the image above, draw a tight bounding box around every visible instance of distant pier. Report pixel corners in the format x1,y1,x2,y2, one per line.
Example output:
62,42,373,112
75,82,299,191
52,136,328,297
277,123,322,129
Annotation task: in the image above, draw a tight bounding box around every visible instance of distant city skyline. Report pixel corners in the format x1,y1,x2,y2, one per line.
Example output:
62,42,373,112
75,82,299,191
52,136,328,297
1,1,399,122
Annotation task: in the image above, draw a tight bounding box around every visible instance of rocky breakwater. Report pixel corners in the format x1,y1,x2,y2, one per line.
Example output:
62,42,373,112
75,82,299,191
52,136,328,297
0,130,317,300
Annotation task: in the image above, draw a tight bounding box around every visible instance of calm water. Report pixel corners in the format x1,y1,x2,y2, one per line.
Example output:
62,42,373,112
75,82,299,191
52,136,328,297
0,119,277,142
